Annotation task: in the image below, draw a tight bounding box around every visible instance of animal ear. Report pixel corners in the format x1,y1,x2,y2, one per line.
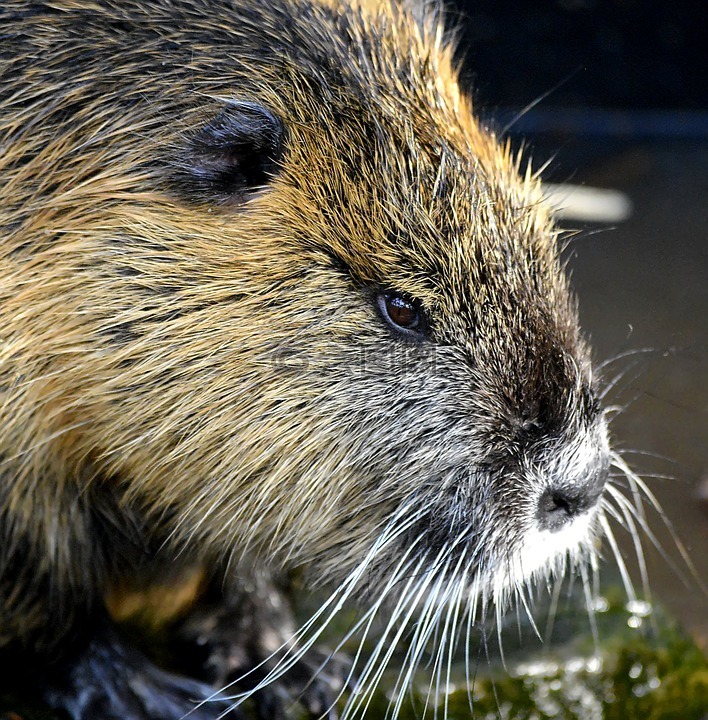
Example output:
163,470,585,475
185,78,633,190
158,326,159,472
173,101,285,204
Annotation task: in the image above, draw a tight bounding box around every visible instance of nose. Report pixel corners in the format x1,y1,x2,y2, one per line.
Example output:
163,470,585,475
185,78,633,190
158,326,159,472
536,464,607,532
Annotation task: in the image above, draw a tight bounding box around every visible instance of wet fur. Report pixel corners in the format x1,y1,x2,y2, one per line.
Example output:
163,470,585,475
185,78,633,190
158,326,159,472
2,0,614,717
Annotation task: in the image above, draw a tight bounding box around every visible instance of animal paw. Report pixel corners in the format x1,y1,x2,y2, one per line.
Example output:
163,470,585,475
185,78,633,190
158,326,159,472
173,576,350,720
43,624,239,720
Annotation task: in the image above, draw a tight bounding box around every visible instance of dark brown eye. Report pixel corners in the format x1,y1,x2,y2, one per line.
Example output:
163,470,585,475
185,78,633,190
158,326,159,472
377,292,424,336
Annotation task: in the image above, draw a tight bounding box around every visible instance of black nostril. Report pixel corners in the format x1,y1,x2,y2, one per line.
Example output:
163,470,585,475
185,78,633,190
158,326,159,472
541,491,576,517
536,485,599,532
537,489,577,532
536,455,609,532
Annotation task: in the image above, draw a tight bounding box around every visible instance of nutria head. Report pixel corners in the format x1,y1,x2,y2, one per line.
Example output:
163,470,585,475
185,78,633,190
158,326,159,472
0,0,610,709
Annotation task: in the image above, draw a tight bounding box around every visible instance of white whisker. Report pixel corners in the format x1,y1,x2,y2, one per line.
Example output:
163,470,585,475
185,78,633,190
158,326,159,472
598,512,637,603
579,560,600,650
604,485,650,597
611,452,705,592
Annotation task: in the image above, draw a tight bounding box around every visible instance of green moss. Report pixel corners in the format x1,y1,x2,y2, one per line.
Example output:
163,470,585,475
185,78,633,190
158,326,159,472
353,595,708,719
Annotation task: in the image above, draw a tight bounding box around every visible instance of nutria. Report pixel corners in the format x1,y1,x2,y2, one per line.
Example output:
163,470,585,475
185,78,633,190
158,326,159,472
1,0,614,718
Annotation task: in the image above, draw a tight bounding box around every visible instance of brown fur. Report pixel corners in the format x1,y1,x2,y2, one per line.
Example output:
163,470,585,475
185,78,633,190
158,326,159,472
1,0,606,715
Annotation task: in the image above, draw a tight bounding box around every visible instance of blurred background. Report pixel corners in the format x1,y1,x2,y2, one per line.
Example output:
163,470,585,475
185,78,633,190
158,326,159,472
450,0,708,647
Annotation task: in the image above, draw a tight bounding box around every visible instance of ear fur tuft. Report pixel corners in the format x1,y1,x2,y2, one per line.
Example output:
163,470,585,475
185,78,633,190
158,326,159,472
173,101,285,204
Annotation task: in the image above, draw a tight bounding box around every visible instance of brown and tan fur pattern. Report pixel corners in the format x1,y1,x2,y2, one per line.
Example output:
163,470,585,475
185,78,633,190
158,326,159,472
1,0,610,717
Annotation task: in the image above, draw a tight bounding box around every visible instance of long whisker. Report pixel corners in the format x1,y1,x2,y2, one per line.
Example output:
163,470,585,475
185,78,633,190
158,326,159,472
612,452,706,593
604,484,650,598
594,347,660,373
598,511,637,603
579,559,600,651
354,557,447,719
543,572,563,644
206,504,425,716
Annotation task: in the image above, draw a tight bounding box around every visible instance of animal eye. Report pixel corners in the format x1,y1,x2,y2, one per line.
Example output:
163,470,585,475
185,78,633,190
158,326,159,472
377,292,424,336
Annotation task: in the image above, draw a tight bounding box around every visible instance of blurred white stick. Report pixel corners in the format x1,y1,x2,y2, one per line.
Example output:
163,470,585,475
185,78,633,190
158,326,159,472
542,183,633,223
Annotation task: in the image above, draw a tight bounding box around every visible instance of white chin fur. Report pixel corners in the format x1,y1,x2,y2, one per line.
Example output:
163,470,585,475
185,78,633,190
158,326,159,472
489,509,596,602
